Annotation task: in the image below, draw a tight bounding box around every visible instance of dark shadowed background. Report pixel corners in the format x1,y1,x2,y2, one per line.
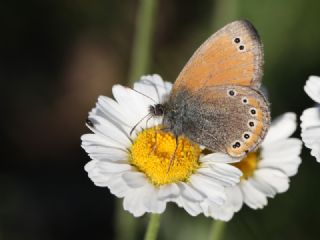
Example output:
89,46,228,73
1,0,320,239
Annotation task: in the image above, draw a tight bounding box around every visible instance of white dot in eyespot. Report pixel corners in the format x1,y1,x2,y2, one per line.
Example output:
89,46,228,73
228,89,236,97
242,97,248,104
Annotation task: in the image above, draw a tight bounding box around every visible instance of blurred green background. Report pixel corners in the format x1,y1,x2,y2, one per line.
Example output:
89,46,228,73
1,0,320,239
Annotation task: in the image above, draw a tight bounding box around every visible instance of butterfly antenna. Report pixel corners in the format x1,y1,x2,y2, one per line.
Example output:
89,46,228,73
130,113,152,136
132,89,157,103
145,114,154,129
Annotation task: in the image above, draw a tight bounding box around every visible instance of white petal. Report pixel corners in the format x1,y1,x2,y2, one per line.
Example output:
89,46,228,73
174,197,202,216
85,158,135,190
123,188,148,217
82,145,126,157
259,156,301,177
240,180,267,209
92,161,132,173
304,75,320,103
84,160,97,172
112,85,150,125
301,107,320,130
86,115,131,147
202,202,234,221
225,186,243,213
189,174,226,205
107,173,132,198
201,186,243,221
134,74,172,103
157,183,180,200
84,147,128,162
81,138,128,161
259,138,302,176
263,112,297,145
262,138,302,158
197,164,241,187
143,186,166,214
201,152,240,164
122,183,167,217
85,160,116,187
301,107,320,162
252,169,289,196
123,182,168,217
177,182,204,202
94,96,133,127
81,133,122,149
122,171,148,188
81,133,124,150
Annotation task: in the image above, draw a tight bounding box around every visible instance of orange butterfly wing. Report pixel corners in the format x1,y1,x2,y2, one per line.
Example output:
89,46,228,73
172,20,263,93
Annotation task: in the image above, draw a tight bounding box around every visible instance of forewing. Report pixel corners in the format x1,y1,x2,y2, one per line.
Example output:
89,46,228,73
172,20,263,93
183,85,270,157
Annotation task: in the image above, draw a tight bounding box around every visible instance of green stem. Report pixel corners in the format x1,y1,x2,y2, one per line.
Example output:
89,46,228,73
144,214,161,240
128,0,158,86
209,220,226,240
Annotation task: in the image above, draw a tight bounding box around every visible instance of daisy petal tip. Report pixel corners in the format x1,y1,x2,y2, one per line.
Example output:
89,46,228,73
310,147,320,162
304,75,320,103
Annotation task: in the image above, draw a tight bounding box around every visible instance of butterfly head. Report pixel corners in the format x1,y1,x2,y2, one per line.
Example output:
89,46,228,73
149,104,166,117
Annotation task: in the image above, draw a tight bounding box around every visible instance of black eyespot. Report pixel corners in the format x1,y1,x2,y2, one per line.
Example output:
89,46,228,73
228,90,235,96
86,118,94,127
242,98,248,104
249,121,255,127
244,133,250,139
239,45,245,50
232,141,241,148
234,37,240,43
250,109,256,115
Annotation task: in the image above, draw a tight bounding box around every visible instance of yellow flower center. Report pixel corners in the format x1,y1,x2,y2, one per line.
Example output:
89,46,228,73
129,127,201,186
233,151,259,180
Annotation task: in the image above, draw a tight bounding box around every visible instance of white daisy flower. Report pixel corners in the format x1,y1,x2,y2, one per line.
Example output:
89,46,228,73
81,74,242,217
301,75,320,162
202,113,302,221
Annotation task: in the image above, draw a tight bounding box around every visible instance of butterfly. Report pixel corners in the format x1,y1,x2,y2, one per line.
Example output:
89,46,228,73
149,20,270,158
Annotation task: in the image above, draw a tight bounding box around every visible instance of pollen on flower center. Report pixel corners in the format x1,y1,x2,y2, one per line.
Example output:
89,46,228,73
129,127,201,186
233,151,259,179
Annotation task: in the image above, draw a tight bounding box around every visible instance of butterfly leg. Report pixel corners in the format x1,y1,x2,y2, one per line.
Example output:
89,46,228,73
167,135,179,173
149,130,158,155
149,126,172,155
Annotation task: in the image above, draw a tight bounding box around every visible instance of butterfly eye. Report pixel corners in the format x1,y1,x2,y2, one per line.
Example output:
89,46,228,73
228,89,236,96
232,141,241,149
250,108,257,115
242,97,248,104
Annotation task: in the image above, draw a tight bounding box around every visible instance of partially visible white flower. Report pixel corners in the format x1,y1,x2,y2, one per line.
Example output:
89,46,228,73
203,113,302,221
81,74,242,217
301,76,320,162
